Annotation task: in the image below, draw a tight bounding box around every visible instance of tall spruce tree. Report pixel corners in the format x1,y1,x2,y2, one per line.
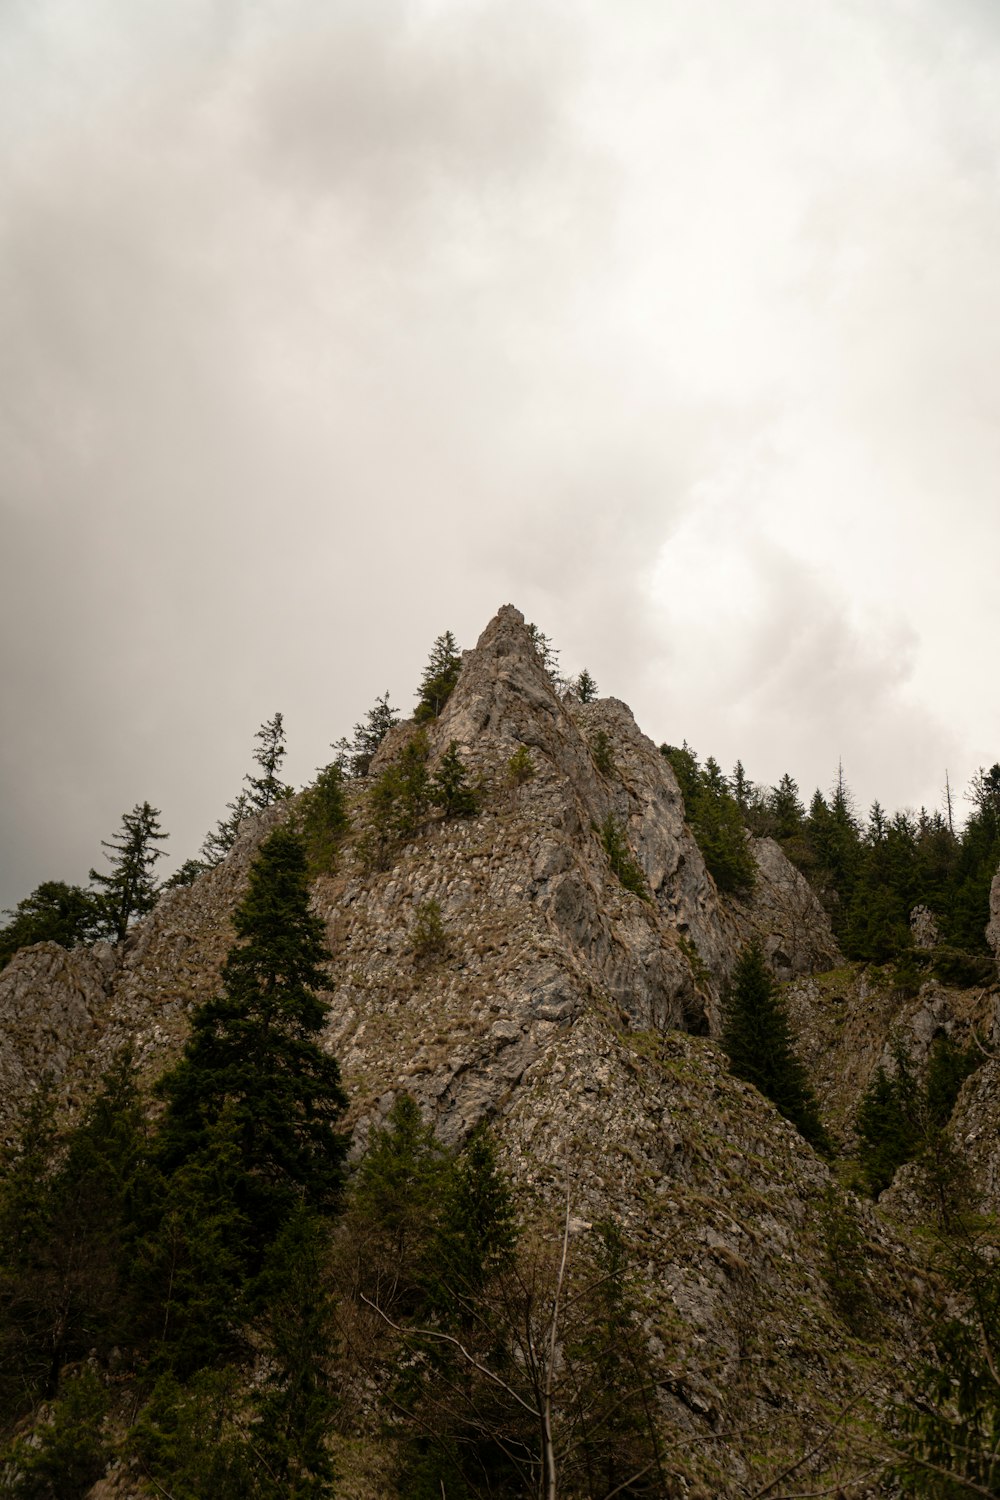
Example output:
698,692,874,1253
333,691,399,778
89,802,168,942
245,713,290,809
721,942,829,1152
414,632,462,723
150,824,349,1356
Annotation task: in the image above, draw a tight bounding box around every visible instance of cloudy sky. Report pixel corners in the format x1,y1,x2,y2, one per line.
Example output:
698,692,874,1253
2,0,999,907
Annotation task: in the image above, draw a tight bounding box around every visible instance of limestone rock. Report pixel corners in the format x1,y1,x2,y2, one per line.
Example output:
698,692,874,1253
728,836,842,979
986,868,1000,958
910,904,941,950
0,941,114,1135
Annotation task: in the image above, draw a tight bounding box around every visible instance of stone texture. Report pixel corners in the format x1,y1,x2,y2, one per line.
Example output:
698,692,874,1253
910,904,941,950
986,868,1000,958
0,603,927,1494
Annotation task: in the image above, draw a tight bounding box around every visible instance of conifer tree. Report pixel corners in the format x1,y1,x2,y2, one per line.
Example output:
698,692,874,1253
414,632,462,723
151,824,349,1348
430,741,479,818
200,792,251,867
90,802,168,942
0,882,102,970
575,668,598,703
721,942,829,1152
334,691,399,777
245,712,291,808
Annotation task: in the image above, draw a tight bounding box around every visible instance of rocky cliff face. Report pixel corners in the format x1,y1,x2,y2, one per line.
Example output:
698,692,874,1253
0,604,963,1494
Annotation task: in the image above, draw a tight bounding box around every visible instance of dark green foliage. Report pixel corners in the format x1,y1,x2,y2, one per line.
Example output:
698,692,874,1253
430,741,480,818
926,1035,980,1132
414,631,462,723
661,744,757,894
575,668,598,703
89,801,168,942
128,1368,255,1500
818,1187,875,1337
600,815,650,901
0,1054,144,1416
0,883,102,971
721,942,829,1151
506,745,534,786
426,1128,517,1322
855,1036,980,1202
201,792,252,867
245,712,291,809
0,1366,109,1499
349,1094,450,1319
893,1233,1000,1497
930,947,996,988
298,763,350,873
359,731,432,868
527,623,560,683
855,1045,920,1197
411,899,449,966
589,728,617,778
149,826,348,1365
565,1220,667,1499
333,691,399,778
249,1207,338,1497
163,858,207,890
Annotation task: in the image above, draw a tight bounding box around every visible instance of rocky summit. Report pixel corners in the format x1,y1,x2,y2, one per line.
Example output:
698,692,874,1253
1,604,998,1498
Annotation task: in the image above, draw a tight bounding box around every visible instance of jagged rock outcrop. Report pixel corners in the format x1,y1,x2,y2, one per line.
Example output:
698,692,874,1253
2,604,916,1495
729,836,842,979
987,868,1000,959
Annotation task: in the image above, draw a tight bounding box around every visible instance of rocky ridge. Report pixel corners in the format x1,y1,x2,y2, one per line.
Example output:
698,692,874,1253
0,604,992,1494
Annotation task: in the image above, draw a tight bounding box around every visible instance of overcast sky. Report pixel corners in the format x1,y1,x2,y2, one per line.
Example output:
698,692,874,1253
2,0,999,907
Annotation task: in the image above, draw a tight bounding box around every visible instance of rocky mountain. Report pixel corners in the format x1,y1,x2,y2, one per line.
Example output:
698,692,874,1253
1,603,997,1498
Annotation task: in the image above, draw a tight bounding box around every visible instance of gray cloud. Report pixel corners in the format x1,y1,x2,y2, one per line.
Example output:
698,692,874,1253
2,0,1000,908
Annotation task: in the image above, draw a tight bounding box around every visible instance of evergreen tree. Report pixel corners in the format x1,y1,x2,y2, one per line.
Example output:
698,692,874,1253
661,745,756,894
333,692,399,778
526,623,560,683
854,1050,920,1197
770,773,806,841
151,825,349,1344
89,802,168,942
0,1053,144,1412
430,742,479,818
575,668,598,703
201,792,252,867
298,763,350,873
414,632,462,724
0,882,102,970
162,858,207,890
721,942,829,1151
245,713,291,808
347,1094,455,1327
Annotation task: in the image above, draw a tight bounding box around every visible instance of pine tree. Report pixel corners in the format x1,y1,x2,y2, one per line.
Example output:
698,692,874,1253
575,668,598,703
153,825,349,1311
414,632,462,723
335,691,399,778
721,942,829,1152
89,802,168,942
245,713,291,808
298,763,350,873
430,742,479,818
0,882,102,970
201,792,252,867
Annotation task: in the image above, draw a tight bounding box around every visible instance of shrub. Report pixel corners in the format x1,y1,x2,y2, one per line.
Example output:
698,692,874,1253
412,899,449,966
721,942,829,1152
589,729,617,778
600,816,649,901
506,745,534,787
